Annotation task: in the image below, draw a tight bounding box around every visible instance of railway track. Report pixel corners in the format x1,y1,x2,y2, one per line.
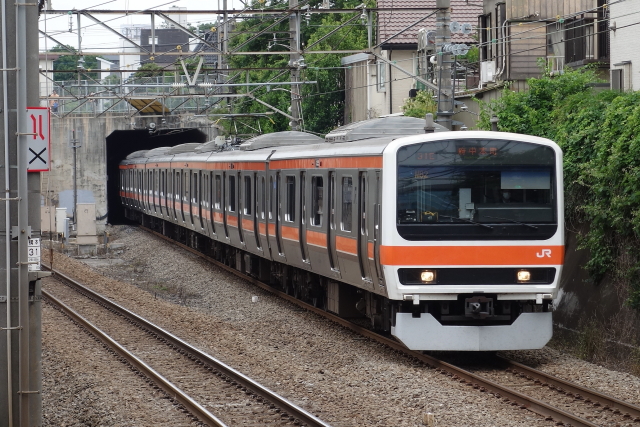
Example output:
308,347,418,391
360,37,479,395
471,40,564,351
137,225,640,427
42,265,332,427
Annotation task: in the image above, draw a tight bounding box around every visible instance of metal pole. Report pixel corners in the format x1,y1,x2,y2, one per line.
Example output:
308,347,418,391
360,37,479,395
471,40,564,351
72,124,78,226
289,0,300,131
16,0,33,422
1,0,14,420
435,0,452,130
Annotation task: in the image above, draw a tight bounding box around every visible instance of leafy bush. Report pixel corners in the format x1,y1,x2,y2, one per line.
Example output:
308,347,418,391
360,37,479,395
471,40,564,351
479,67,640,309
401,90,437,118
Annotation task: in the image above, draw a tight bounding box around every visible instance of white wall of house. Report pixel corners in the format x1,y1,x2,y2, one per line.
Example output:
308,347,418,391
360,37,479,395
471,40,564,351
610,1,640,91
97,57,115,81
38,56,57,107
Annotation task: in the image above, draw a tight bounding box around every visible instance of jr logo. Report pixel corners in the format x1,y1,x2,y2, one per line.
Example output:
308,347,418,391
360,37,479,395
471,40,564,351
536,249,552,258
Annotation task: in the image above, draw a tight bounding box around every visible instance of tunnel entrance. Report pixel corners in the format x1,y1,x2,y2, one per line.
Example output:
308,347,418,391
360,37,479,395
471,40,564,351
106,128,207,224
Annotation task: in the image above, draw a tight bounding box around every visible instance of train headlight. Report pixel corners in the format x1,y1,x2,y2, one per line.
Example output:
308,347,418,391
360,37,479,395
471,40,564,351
420,270,436,283
517,270,531,283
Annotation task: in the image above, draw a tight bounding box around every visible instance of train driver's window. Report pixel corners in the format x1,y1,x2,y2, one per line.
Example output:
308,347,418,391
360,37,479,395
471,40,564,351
341,177,353,232
285,176,295,222
229,175,236,212
311,176,323,226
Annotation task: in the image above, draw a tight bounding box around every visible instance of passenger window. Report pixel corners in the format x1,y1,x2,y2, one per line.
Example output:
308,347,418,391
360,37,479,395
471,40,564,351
269,176,274,220
215,175,221,209
285,176,295,222
244,175,252,215
261,177,266,219
311,176,323,226
341,177,353,232
229,175,236,212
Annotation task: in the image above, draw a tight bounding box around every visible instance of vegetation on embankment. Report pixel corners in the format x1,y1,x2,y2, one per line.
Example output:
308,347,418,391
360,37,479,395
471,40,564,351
478,66,640,311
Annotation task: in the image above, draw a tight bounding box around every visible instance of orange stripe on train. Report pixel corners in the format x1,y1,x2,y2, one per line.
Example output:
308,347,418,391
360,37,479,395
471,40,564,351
379,245,565,266
306,230,326,248
335,235,357,256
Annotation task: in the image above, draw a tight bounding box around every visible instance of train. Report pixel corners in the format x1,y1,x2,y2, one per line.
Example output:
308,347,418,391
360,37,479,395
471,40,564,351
119,116,564,351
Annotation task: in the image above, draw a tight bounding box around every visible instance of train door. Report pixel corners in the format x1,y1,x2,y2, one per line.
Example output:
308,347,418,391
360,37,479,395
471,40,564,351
197,171,204,230
266,173,281,259
253,173,262,251
146,169,151,212
208,172,218,238
237,171,245,245
175,170,182,222
370,171,384,286
299,171,309,264
327,171,340,278
358,172,373,285
275,172,285,258
142,169,147,212
221,172,229,239
160,170,165,217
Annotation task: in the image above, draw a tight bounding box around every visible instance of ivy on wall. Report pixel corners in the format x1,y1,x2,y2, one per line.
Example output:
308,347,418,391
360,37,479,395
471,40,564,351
478,66,640,309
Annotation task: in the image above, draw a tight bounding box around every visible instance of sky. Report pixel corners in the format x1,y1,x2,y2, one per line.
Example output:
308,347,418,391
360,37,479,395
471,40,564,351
39,0,245,54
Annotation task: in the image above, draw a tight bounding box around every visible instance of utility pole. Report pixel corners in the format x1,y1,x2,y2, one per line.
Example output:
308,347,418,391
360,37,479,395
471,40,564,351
1,0,42,424
289,0,300,131
71,123,81,225
435,0,453,130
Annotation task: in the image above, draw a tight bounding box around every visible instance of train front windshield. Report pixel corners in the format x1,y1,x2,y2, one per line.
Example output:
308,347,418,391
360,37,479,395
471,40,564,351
397,139,558,241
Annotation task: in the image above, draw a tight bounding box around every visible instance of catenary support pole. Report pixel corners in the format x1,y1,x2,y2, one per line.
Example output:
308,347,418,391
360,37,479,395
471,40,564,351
435,0,453,130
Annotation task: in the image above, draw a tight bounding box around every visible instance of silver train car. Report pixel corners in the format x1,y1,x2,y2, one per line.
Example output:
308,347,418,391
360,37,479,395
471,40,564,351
119,117,564,351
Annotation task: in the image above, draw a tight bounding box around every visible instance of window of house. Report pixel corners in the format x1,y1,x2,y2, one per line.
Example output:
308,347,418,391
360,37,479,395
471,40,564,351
377,61,386,91
341,177,353,231
311,176,323,226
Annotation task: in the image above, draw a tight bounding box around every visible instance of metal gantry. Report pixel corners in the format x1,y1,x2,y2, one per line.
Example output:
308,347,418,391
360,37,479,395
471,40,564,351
39,3,450,125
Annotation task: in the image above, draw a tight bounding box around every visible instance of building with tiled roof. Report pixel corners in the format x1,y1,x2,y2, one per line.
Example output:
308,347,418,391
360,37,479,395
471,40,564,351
342,1,482,125
377,0,480,48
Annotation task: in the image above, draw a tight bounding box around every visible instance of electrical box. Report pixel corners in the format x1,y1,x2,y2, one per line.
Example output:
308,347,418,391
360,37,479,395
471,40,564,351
480,61,496,84
76,203,98,245
41,206,56,232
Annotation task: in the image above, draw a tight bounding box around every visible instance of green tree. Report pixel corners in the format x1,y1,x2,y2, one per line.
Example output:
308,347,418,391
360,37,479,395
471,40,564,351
479,65,640,310
132,62,166,79
50,44,99,81
226,0,371,135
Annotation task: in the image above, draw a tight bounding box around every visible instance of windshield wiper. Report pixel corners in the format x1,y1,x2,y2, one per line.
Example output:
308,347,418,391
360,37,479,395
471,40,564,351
440,215,493,229
484,215,538,229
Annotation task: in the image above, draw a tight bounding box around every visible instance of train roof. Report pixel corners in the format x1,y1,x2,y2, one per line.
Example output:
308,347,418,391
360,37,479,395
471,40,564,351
325,116,448,143
168,143,202,154
125,150,150,159
238,131,324,151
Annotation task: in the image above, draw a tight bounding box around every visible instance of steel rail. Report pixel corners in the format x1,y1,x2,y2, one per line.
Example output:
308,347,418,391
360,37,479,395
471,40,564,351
42,263,333,427
42,289,228,427
136,226,606,427
499,356,640,422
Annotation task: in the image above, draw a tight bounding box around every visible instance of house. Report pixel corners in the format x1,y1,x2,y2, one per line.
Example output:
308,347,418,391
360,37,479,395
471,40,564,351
140,28,190,67
478,0,610,101
609,0,639,91
342,0,481,123
39,53,60,107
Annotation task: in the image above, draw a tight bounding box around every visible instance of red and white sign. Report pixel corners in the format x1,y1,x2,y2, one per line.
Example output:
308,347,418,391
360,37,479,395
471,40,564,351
26,107,50,172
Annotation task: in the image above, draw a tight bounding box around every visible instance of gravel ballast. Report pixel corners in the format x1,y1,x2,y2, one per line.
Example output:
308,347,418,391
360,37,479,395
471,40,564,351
40,225,640,426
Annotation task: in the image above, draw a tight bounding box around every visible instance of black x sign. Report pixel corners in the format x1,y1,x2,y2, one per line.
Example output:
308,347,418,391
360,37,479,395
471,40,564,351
29,147,46,165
